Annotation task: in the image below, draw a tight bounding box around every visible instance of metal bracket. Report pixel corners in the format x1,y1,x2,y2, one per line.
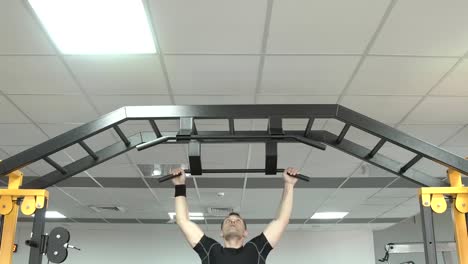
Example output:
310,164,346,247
177,117,194,141
266,117,282,175
188,141,202,175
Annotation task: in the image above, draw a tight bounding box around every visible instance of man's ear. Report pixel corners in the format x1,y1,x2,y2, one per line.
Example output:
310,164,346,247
243,230,248,238
220,232,223,238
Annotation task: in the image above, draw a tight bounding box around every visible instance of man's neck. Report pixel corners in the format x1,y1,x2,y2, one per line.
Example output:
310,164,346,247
224,237,244,249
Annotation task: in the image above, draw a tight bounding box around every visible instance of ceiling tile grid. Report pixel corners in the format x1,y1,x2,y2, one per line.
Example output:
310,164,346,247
1,0,467,227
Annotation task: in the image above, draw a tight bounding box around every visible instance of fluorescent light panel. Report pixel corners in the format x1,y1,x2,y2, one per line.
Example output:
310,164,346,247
311,212,348,219
169,212,204,220
31,211,67,219
28,0,156,54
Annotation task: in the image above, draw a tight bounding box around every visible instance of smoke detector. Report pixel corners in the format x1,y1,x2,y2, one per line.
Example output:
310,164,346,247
89,206,127,213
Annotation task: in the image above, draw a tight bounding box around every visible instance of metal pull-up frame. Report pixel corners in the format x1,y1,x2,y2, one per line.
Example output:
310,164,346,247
1,104,466,188
0,104,467,264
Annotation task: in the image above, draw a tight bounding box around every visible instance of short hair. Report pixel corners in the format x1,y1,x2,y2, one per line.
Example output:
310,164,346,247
221,212,247,230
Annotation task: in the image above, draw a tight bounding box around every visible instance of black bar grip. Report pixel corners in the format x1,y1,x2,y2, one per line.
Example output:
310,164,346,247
158,172,185,183
287,173,310,182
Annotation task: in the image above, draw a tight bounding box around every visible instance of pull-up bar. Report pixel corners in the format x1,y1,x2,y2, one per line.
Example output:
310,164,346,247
157,169,311,183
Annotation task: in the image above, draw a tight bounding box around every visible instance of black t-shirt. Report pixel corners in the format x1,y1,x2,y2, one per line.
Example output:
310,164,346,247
193,233,273,264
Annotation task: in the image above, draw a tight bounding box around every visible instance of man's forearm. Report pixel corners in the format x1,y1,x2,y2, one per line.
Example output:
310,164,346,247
275,183,294,222
175,196,190,222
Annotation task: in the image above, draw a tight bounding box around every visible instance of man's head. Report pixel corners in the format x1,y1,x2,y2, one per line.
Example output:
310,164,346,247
220,212,248,240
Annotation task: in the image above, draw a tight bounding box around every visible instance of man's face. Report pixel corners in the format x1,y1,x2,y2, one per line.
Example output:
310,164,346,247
221,215,247,239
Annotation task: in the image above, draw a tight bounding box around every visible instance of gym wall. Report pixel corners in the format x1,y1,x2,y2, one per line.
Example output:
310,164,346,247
13,223,375,264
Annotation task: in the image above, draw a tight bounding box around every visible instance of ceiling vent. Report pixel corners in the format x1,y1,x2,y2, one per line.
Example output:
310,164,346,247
89,206,126,213
207,207,234,217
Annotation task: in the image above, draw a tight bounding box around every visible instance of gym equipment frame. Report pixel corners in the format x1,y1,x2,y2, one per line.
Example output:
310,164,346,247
380,241,457,264
0,104,466,264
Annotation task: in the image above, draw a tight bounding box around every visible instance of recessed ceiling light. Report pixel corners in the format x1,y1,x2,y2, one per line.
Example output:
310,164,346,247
310,212,348,219
168,212,204,220
28,0,156,54
32,211,67,219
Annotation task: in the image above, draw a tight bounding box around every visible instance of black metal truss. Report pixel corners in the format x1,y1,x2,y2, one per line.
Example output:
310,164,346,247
0,104,465,188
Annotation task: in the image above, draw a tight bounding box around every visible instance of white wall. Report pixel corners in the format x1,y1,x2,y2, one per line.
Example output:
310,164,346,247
373,211,458,264
12,223,375,264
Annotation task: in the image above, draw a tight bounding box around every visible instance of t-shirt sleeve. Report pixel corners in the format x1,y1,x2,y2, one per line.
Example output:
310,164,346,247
193,235,219,260
248,232,273,259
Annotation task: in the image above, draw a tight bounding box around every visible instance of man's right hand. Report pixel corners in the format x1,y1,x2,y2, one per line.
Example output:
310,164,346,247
171,168,186,185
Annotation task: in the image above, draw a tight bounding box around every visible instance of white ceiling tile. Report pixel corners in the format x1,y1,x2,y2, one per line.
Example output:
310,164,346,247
165,55,259,95
268,0,389,53
398,124,463,146
444,126,468,146
331,188,380,200
242,189,332,218
318,189,382,212
341,96,421,124
241,189,280,218
10,95,98,123
305,147,362,166
371,1,468,56
0,124,48,145
0,0,54,54
101,189,158,207
129,144,188,165
46,187,82,208
0,56,80,94
370,223,397,230
348,57,456,95
100,206,167,219
45,188,103,219
363,197,408,206
60,187,121,206
198,188,242,211
293,189,336,218
65,55,168,95
38,123,80,138
0,96,30,123
373,188,418,198
351,164,394,178
175,96,254,105
194,119,229,131
327,224,375,231
91,95,172,114
278,143,312,169
260,56,359,94
431,59,468,96
379,205,419,218
257,96,338,104
399,196,419,208
149,0,267,53
87,164,141,178
0,148,9,160
346,204,395,218
119,124,153,137
202,144,249,169
412,158,451,178
404,97,468,124
302,162,361,178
